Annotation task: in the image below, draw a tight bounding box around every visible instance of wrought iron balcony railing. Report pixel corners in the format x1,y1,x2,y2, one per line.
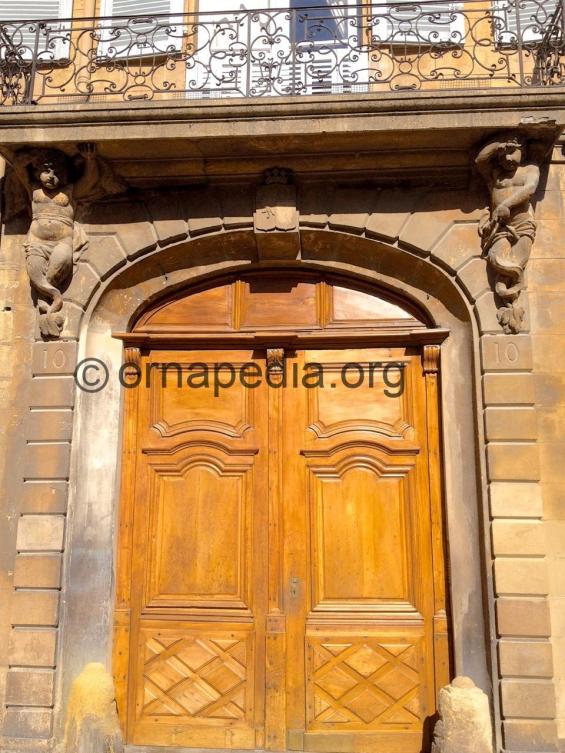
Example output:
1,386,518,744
1,0,564,106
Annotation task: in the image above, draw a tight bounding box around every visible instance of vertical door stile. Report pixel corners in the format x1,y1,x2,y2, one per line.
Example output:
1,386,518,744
422,345,451,696
265,349,287,751
113,346,142,736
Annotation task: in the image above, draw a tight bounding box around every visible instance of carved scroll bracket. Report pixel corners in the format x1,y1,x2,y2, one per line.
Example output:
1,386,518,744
474,122,558,334
254,167,300,261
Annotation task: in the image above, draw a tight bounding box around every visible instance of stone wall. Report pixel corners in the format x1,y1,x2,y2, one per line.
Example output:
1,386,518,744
0,168,563,752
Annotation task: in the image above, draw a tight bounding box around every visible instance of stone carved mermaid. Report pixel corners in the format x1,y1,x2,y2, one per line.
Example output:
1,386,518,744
9,144,123,338
475,134,541,334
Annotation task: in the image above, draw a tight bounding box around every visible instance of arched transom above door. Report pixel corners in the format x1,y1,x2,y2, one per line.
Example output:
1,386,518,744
133,272,428,336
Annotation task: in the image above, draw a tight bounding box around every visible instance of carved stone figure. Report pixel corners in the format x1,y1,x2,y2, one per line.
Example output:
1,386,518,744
475,132,542,334
431,676,493,753
7,144,125,338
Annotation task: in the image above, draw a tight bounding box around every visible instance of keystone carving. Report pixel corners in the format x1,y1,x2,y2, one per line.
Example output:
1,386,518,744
431,676,493,753
254,167,300,260
475,131,545,334
6,144,126,338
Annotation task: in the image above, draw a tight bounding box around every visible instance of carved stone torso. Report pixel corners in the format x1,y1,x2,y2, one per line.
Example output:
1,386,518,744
30,185,74,242
491,163,536,218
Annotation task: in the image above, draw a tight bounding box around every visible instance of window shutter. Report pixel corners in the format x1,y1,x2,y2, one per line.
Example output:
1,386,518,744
372,1,464,44
495,0,558,44
99,0,184,55
1,0,72,57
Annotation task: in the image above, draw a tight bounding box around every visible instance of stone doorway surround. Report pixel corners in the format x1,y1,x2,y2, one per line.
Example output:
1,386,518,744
0,183,558,753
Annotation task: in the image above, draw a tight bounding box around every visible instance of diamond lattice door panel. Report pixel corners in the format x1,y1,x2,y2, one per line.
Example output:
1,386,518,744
115,275,450,753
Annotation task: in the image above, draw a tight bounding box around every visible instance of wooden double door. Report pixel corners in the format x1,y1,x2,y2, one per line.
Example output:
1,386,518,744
115,341,450,753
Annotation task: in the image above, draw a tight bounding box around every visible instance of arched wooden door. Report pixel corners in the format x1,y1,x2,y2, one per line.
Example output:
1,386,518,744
113,271,451,753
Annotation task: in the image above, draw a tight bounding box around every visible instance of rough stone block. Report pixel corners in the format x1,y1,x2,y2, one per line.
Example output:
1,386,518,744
485,408,538,442
456,256,490,301
21,482,68,514
498,640,553,678
487,444,540,482
483,374,535,405
490,482,543,518
5,669,55,707
32,341,78,376
492,521,545,556
494,558,548,596
83,235,128,280
431,676,493,753
329,189,376,234
24,443,70,480
2,708,53,739
63,263,100,309
11,591,59,627
14,555,62,589
9,629,57,667
29,377,75,409
481,335,533,372
431,223,482,273
497,598,551,637
503,719,558,751
16,515,65,552
25,410,73,442
365,189,412,242
500,679,556,719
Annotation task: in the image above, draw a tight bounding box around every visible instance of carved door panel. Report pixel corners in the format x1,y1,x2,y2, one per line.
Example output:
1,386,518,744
282,348,447,753
118,343,448,753
124,350,270,749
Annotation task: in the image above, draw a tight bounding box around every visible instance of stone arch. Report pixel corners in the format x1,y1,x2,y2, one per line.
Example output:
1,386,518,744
54,210,499,744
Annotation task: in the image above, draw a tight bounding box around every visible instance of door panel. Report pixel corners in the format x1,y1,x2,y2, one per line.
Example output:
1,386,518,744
117,341,449,753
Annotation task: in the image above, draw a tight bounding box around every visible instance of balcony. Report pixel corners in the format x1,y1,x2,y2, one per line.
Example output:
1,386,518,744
0,0,564,107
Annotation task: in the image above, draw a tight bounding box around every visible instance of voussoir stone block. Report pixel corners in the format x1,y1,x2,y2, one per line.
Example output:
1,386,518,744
218,185,254,229
431,677,493,753
329,189,377,234
501,679,556,719
145,191,189,245
9,629,57,667
186,189,223,236
431,223,482,273
83,234,128,280
95,202,157,259
498,640,553,678
483,374,535,406
21,482,68,514
5,668,55,707
494,557,548,596
3,708,53,739
299,183,333,228
456,257,491,301
475,292,501,334
365,189,412,242
497,598,551,637
11,591,60,627
399,213,449,257
32,341,78,376
489,482,543,518
64,262,100,309
16,515,65,552
14,555,62,589
24,443,70,480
